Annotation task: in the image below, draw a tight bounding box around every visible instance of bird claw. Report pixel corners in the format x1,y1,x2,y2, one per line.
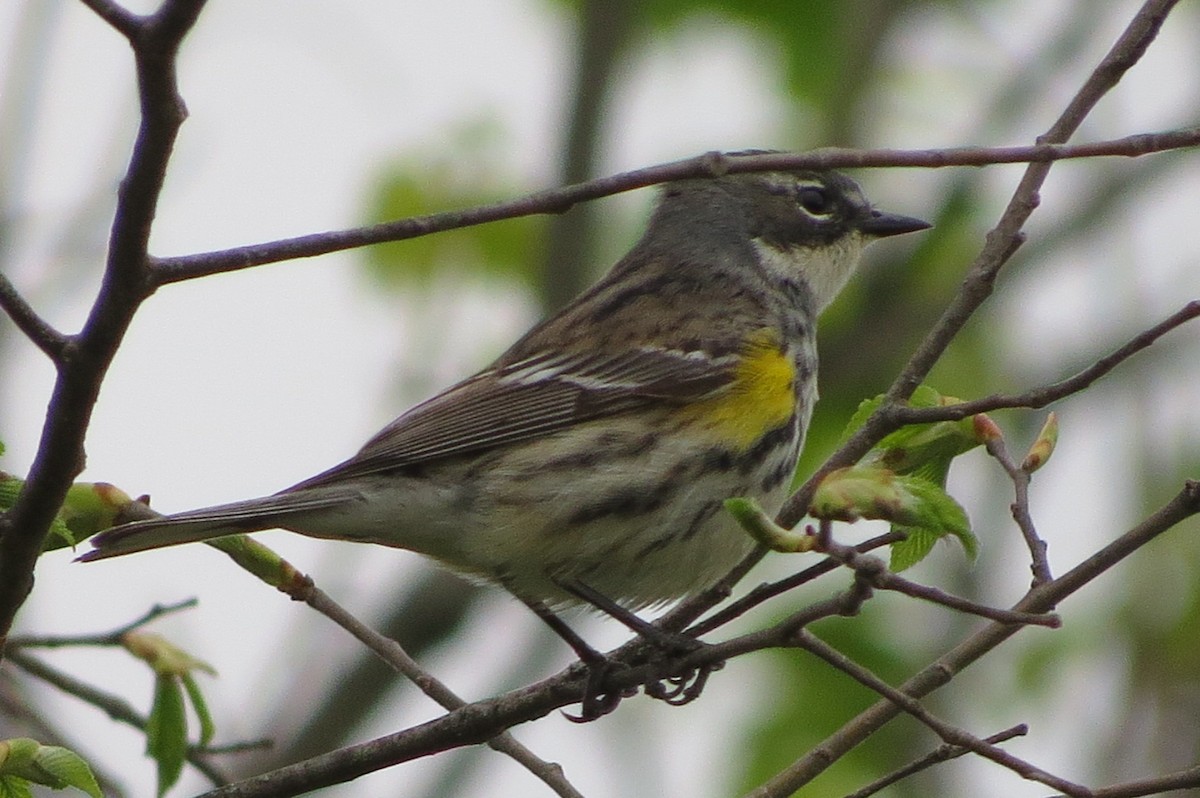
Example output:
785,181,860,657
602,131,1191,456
563,636,723,720
644,657,722,707
562,657,637,722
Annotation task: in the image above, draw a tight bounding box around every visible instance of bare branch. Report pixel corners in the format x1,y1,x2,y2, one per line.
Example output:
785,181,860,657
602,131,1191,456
0,0,207,649
891,300,1200,424
681,532,903,638
147,128,1200,286
984,435,1053,585
77,0,141,39
1064,765,1200,798
299,583,585,798
0,273,70,361
845,725,1028,798
8,599,198,649
793,632,1091,796
818,537,1059,628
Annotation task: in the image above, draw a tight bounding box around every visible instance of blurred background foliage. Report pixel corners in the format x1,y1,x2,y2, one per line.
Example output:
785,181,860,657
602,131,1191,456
3,0,1200,796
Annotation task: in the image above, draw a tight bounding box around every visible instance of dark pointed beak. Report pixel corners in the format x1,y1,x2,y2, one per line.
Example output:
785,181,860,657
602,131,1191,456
857,210,932,238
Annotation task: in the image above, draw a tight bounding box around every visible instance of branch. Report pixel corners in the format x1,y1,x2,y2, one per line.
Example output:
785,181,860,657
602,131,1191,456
298,584,585,798
983,433,1053,585
147,127,1200,286
774,0,1186,532
0,273,69,361
7,599,198,649
890,300,1200,424
7,649,235,785
77,0,141,39
1069,765,1200,798
844,724,1028,798
193,532,584,798
793,632,1090,796
0,0,206,650
190,578,878,798
745,480,1200,797
817,535,1059,628
179,479,1200,798
681,531,903,638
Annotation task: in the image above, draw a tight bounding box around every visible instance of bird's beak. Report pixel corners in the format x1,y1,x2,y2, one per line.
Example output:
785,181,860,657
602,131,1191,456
857,210,932,238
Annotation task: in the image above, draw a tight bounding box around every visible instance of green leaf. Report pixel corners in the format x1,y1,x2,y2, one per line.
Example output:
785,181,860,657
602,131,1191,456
26,748,101,798
0,776,34,798
811,466,976,571
0,739,100,798
890,475,977,571
146,675,187,796
182,674,215,748
889,526,940,573
123,631,216,678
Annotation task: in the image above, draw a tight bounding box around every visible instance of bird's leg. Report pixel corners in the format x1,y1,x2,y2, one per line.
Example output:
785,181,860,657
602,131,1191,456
555,579,701,654
520,598,633,721
554,579,722,710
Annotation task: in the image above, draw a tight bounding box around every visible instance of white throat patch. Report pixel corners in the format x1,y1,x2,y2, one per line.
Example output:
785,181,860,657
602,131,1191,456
752,233,868,314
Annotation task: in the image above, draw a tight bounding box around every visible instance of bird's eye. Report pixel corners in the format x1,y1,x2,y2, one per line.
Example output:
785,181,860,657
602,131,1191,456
797,186,834,216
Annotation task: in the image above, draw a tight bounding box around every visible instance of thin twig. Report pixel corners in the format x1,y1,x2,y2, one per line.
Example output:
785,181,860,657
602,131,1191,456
146,128,1200,286
889,300,1200,424
0,272,70,361
682,532,903,638
8,599,198,649
1052,765,1200,798
793,632,1091,796
7,649,233,785
746,480,1200,798
984,436,1053,586
845,724,1028,798
819,538,1059,628
297,583,585,798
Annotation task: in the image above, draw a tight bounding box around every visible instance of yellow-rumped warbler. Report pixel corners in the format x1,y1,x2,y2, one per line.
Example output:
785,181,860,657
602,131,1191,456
83,169,928,616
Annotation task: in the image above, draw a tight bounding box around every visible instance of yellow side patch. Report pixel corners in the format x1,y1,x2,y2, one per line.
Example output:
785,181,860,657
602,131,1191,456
687,330,796,449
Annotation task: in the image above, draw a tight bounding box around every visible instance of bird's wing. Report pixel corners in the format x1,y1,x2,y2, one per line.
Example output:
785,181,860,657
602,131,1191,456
286,347,738,490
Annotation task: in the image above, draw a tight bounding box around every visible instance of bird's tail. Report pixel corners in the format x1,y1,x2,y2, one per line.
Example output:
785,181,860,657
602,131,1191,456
77,490,353,561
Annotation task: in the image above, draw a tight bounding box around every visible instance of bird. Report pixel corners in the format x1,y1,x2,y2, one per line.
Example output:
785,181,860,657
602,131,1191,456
82,167,929,628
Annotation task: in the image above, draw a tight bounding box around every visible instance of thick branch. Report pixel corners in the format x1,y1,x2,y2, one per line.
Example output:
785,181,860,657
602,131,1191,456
0,0,207,649
77,0,141,39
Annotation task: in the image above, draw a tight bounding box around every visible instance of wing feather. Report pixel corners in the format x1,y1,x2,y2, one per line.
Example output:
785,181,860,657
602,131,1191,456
286,347,736,490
